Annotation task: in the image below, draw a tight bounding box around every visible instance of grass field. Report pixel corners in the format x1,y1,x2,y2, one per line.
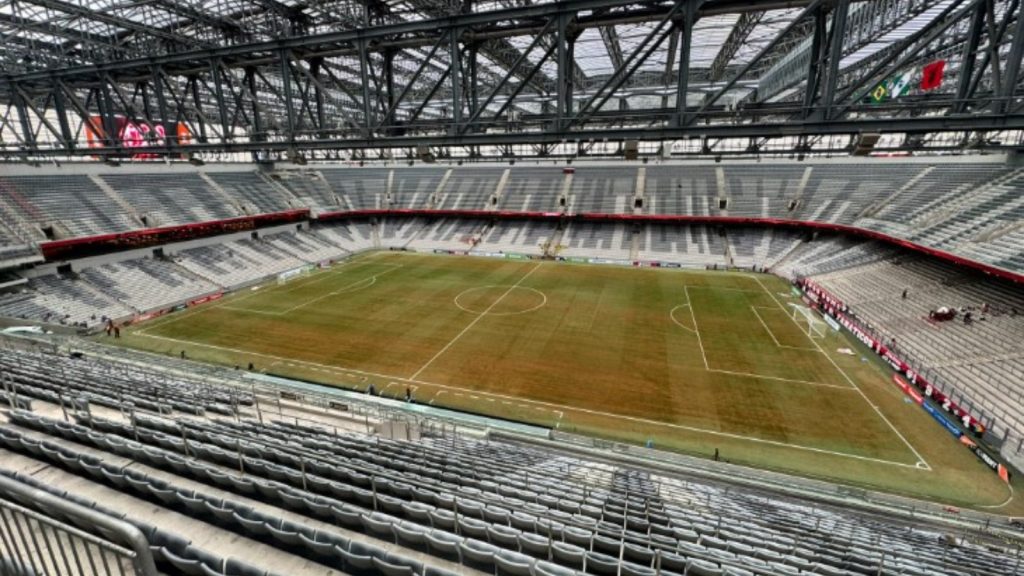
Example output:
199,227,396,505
116,251,1021,512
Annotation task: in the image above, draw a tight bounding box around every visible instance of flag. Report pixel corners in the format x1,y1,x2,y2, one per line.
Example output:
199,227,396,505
888,71,914,98
869,84,888,105
920,60,946,91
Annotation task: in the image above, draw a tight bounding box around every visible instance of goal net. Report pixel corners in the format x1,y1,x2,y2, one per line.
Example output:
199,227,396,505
277,265,313,285
788,303,829,339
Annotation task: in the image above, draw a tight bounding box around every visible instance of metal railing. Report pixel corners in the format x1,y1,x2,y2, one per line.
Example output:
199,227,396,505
0,475,158,576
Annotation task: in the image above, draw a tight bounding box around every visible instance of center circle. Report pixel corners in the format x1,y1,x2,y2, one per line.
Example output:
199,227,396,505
454,285,547,316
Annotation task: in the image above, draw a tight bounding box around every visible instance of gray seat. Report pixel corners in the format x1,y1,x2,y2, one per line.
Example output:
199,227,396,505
148,485,179,506
592,534,620,555
656,550,688,573
459,539,500,568
623,542,655,565
484,506,511,525
425,530,463,561
373,556,416,576
299,532,336,557
228,476,256,494
361,513,396,541
233,512,270,537
495,550,534,576
337,545,375,571
585,551,620,576
429,509,456,530
457,516,489,540
303,497,331,518
176,492,208,515
563,526,593,547
518,532,551,558
331,505,363,529
535,561,579,576
402,501,434,523
510,512,537,532
161,547,205,576
378,494,405,515
202,501,236,524
487,525,521,549
686,559,724,576
551,541,586,569
266,523,304,546
620,562,656,576
394,521,428,548
278,489,306,510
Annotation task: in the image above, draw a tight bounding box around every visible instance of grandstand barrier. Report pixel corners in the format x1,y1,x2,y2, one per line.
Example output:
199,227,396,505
924,401,964,438
40,209,309,261
187,292,223,307
960,437,1013,482
893,375,924,404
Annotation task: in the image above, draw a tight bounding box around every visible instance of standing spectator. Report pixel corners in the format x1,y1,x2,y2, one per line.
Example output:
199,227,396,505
901,288,908,299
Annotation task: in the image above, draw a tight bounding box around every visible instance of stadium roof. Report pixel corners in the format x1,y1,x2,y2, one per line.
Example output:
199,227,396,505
0,0,1021,159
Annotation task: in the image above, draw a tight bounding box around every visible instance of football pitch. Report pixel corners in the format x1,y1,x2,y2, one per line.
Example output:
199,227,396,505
117,251,1020,510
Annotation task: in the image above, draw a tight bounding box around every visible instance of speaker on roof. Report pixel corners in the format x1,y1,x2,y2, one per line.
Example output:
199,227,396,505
853,132,881,156
416,145,435,163
624,140,639,160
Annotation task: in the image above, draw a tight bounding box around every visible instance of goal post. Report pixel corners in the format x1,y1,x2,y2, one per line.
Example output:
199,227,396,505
788,303,829,339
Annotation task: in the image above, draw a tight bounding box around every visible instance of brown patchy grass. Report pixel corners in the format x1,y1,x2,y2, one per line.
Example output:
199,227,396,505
114,251,1022,512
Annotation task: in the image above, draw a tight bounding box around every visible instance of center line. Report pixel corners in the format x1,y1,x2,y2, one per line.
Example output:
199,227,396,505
410,262,542,380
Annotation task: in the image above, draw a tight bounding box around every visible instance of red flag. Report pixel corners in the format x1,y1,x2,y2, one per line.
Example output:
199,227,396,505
920,60,946,91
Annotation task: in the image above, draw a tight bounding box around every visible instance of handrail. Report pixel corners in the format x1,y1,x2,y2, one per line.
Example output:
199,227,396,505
0,474,159,576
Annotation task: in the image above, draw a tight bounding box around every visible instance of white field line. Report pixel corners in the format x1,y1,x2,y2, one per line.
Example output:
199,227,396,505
411,262,542,380
752,276,932,471
749,305,821,353
708,369,853,390
137,257,365,332
683,285,765,294
138,260,400,331
584,287,606,331
238,264,402,316
130,329,923,469
683,286,709,370
668,304,696,334
750,305,782,347
669,303,848,389
977,482,1014,509
222,276,377,315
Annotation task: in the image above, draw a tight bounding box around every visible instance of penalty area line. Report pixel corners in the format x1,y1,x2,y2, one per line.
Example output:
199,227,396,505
753,275,932,471
129,330,924,470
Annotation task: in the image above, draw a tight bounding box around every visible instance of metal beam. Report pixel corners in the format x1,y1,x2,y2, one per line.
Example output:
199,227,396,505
709,11,764,83
7,113,1022,158
1,0,843,87
998,0,1024,113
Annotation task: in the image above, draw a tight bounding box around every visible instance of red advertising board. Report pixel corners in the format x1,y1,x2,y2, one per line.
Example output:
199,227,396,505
892,375,924,404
